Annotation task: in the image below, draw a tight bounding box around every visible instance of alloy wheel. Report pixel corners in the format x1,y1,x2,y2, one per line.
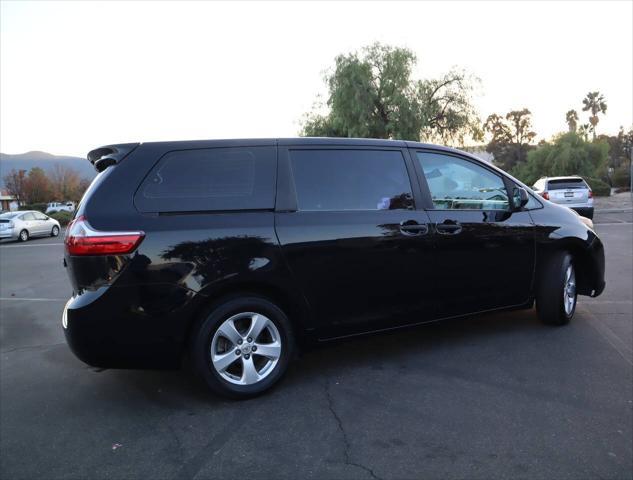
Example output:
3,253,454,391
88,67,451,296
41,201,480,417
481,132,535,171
563,264,576,316
210,312,282,385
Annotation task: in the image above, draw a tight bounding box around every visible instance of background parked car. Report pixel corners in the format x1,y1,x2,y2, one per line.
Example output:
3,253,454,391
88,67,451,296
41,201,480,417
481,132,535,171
532,176,594,219
0,210,61,242
45,201,75,214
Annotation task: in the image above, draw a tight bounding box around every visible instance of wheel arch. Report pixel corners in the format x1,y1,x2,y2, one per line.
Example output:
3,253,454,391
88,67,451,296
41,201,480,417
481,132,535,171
537,238,599,297
182,281,312,361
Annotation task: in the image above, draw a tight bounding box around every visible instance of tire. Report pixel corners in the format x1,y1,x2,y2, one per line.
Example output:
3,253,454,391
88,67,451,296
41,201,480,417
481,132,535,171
536,251,577,326
190,296,295,399
51,225,60,237
18,229,29,242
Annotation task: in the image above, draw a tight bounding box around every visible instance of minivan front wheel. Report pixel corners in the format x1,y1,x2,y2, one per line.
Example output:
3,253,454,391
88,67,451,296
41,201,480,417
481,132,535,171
537,251,577,325
191,296,294,399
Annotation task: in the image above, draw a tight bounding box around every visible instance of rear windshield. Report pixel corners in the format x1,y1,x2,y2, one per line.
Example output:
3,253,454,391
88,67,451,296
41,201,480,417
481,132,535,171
0,213,19,219
547,179,588,190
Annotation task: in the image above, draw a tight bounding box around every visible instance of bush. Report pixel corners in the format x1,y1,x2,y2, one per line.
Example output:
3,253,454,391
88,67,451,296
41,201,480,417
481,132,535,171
510,132,608,186
611,166,631,188
19,203,47,213
48,211,73,226
585,177,611,196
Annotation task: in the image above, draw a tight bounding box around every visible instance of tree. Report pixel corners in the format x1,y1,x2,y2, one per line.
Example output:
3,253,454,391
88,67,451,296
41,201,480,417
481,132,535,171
23,167,52,204
511,132,608,186
565,109,578,132
582,91,607,140
578,124,591,141
483,108,536,170
301,43,481,144
3,169,27,204
50,164,82,202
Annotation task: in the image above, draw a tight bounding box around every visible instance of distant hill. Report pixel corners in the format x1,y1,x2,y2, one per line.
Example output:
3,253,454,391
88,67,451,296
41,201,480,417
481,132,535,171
0,151,96,188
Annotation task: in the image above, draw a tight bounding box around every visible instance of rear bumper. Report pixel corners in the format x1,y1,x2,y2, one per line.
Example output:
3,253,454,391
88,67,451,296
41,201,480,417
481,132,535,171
62,284,199,369
0,229,16,239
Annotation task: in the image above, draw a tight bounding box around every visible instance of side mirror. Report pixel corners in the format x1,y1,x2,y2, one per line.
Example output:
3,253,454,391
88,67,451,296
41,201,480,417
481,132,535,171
512,187,529,211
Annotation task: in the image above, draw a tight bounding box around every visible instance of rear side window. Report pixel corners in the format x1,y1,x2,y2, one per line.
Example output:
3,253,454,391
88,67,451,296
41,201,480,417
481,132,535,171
289,149,414,211
135,147,276,213
547,178,587,190
21,213,36,220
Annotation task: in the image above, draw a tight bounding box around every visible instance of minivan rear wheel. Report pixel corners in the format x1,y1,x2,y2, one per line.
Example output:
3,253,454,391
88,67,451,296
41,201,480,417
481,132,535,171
536,251,576,325
191,296,295,399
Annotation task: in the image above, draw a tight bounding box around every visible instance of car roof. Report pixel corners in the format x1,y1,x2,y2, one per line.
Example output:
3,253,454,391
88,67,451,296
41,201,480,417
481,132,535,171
137,137,474,157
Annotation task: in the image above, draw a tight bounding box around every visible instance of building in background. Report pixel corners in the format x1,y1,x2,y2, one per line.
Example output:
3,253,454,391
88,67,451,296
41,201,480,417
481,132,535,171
0,190,18,211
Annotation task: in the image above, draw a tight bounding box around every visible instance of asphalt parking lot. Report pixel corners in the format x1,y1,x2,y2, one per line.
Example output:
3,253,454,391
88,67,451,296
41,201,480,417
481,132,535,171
1,212,631,480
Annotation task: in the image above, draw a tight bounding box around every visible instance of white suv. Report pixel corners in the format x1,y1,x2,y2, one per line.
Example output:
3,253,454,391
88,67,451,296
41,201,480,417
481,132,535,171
532,176,594,219
45,201,75,214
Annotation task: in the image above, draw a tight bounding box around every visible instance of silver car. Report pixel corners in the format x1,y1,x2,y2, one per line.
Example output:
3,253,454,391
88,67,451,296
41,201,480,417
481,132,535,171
532,176,594,219
0,210,61,242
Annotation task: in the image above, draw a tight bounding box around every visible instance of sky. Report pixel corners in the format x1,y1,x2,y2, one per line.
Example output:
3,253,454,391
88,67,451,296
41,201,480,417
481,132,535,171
1,0,632,157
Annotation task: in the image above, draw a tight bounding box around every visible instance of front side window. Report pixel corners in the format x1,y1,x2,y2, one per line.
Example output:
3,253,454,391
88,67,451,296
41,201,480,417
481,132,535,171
135,146,276,213
21,213,36,220
33,212,48,220
417,152,510,211
290,149,414,211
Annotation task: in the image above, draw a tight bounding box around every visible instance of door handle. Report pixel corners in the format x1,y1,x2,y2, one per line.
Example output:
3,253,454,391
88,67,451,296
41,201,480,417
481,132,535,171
435,221,463,235
399,221,429,236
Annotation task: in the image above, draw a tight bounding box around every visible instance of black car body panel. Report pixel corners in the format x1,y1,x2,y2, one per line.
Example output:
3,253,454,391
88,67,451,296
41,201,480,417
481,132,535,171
63,138,606,369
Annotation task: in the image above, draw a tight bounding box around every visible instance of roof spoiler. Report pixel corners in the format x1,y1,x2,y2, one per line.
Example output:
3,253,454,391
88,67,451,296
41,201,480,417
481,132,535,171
87,143,140,172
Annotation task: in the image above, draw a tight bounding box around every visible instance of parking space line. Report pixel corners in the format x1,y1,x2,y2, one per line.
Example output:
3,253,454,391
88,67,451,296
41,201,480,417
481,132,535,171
0,243,64,248
0,297,67,302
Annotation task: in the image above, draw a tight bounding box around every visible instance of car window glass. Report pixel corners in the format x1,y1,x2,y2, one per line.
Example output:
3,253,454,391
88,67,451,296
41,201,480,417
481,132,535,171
547,179,587,190
34,212,48,220
417,152,510,211
22,213,36,220
290,149,414,211
135,146,276,213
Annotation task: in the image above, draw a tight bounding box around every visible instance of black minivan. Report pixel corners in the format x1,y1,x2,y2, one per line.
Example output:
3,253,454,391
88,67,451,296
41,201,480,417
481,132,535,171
63,138,605,398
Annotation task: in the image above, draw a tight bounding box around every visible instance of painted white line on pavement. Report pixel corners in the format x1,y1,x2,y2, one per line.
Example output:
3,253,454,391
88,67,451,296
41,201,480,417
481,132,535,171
595,222,633,226
0,243,64,248
0,297,67,302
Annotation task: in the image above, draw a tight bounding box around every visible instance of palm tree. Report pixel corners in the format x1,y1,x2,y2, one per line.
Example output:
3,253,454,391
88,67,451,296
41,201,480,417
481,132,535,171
565,109,578,132
582,91,607,140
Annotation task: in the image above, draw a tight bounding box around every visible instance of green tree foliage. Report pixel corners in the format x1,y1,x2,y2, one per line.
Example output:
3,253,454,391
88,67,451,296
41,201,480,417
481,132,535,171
511,132,608,186
582,91,607,140
301,43,481,144
565,109,578,132
483,108,536,170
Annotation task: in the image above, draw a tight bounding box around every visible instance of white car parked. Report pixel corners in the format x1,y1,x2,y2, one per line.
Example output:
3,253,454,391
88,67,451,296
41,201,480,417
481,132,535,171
45,201,75,214
0,211,61,242
532,176,594,219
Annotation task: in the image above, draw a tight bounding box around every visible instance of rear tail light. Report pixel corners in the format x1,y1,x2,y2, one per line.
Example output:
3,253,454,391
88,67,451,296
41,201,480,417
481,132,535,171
541,191,550,200
64,216,144,256
588,190,593,198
